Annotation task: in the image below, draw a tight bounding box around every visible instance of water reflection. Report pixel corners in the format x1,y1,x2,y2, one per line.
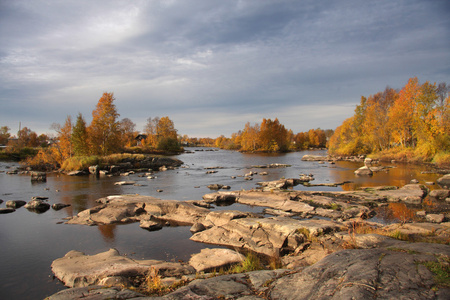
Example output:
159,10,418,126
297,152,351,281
98,224,117,243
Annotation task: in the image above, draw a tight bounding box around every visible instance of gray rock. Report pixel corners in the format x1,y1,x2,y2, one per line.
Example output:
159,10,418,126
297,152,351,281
354,166,373,176
189,248,245,273
191,217,343,257
429,189,450,200
375,184,427,204
5,200,27,208
24,199,50,211
67,194,209,226
52,203,71,210
437,174,450,188
67,170,86,176
301,155,328,161
270,248,445,299
139,220,163,231
89,165,99,176
190,222,206,233
114,180,136,185
51,248,194,288
30,171,46,181
0,208,15,214
45,285,145,300
426,213,445,223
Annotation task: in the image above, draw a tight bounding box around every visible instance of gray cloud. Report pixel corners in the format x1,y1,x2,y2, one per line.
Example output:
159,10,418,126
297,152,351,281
0,0,449,137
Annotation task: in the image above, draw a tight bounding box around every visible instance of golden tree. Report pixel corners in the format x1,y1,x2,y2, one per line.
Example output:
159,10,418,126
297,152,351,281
89,92,121,155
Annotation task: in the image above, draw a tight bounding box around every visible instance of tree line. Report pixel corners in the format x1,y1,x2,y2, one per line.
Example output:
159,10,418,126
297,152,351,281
328,77,449,163
213,118,332,152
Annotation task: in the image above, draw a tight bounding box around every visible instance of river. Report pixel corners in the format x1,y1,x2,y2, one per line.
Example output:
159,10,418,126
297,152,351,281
0,148,442,299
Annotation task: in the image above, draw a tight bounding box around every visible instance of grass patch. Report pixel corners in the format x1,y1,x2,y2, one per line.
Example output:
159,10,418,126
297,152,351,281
421,258,450,288
230,252,264,273
60,153,153,171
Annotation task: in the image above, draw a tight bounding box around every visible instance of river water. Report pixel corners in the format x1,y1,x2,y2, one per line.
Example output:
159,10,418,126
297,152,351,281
0,149,442,299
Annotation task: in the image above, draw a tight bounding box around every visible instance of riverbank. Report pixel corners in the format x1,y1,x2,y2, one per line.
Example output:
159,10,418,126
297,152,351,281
46,172,450,299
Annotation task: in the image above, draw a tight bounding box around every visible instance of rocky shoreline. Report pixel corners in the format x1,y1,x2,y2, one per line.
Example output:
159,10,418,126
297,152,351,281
45,169,450,299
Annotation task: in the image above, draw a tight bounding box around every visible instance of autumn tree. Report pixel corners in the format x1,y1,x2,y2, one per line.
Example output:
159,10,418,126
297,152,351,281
240,122,260,151
258,118,290,152
0,126,11,145
120,118,137,147
71,113,89,156
89,92,121,155
143,117,160,148
156,116,180,151
51,116,73,164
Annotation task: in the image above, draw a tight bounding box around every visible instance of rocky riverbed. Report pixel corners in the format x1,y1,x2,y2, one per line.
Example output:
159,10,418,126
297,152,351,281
45,171,450,299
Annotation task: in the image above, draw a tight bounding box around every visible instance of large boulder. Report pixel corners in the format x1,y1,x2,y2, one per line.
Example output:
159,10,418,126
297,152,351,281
51,248,195,288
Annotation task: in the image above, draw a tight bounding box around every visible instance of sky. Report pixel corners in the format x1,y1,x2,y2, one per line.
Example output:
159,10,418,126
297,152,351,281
1,0,449,138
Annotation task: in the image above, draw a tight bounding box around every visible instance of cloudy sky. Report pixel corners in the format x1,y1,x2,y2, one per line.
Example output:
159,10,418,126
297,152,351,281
1,0,449,138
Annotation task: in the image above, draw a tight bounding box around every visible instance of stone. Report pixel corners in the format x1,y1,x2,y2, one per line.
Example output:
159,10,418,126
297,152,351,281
202,192,237,204
207,183,223,190
30,171,46,182
45,285,145,300
52,203,71,210
429,189,450,200
301,155,328,161
0,208,15,214
354,166,373,176
51,248,195,288
114,181,136,185
426,213,445,223
437,174,450,188
270,247,448,300
189,248,245,273
375,184,427,204
67,170,86,176
5,200,27,208
24,199,50,212
89,165,99,176
191,217,343,257
139,220,163,231
67,194,209,226
190,222,206,233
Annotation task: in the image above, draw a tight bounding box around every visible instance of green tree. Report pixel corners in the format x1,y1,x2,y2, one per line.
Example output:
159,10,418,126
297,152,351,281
71,113,89,156
89,92,121,155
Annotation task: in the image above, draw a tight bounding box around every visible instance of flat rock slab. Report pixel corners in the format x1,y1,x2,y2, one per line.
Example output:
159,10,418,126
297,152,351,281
67,194,209,226
191,217,344,257
374,184,427,204
270,246,450,299
189,248,245,273
51,248,194,288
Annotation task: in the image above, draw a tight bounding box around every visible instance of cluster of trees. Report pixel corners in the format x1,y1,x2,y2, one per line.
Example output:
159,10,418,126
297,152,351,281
0,126,49,149
29,92,180,168
213,118,332,152
328,77,450,161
